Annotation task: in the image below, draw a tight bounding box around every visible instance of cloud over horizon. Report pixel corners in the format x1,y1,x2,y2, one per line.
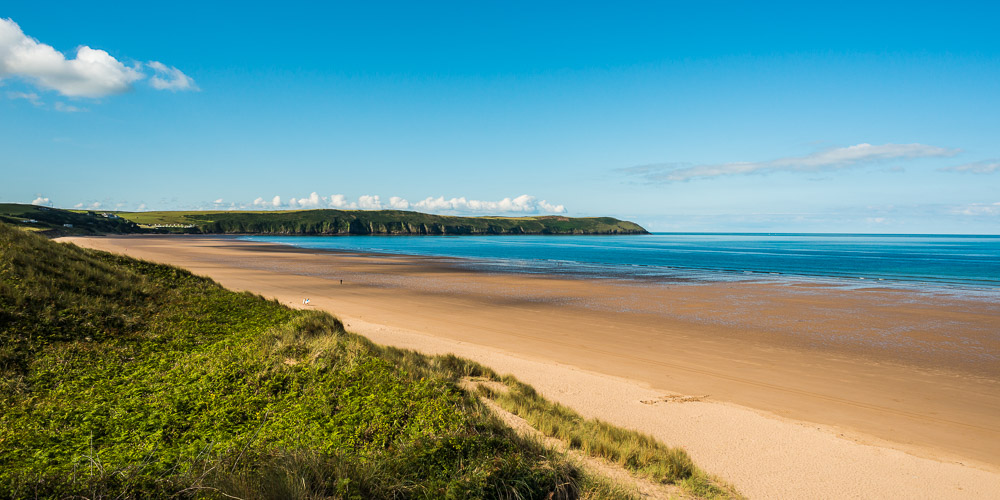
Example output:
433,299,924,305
0,18,195,98
951,202,1000,216
622,143,959,183
240,193,566,214
939,159,1000,174
31,196,52,206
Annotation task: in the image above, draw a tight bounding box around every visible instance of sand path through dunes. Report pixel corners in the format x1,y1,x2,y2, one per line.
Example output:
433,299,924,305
61,236,1000,499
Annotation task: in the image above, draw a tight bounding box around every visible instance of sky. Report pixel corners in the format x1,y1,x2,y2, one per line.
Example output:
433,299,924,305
2,1,999,233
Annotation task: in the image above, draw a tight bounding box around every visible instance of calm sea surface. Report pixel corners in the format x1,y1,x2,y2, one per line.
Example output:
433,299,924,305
238,233,1000,292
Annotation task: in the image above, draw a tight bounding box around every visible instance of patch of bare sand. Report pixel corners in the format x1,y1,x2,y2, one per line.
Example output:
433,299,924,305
60,236,1000,499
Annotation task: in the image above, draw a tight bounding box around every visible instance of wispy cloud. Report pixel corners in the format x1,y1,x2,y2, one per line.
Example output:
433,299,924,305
6,90,40,105
622,143,959,183
0,18,195,98
951,202,1000,216
8,90,86,112
53,101,84,112
147,61,198,91
240,192,566,214
939,159,1000,174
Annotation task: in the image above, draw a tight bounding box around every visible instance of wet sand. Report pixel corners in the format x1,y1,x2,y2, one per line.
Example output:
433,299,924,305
61,235,1000,499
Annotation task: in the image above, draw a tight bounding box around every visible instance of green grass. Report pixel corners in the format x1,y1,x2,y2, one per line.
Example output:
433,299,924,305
0,224,580,498
1,203,648,235
0,203,143,235
0,223,735,499
113,208,649,235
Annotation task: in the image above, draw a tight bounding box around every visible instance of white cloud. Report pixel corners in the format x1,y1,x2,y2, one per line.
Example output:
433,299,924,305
951,202,1000,216
214,198,224,204
623,143,959,183
0,18,142,97
242,193,567,214
940,159,1000,174
289,192,324,208
136,203,147,211
329,194,357,209
357,195,382,209
0,18,194,98
31,196,52,206
388,196,410,210
410,194,566,214
147,61,197,91
538,200,566,213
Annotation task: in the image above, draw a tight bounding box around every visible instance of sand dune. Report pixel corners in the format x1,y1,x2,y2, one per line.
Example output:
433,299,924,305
61,235,1000,499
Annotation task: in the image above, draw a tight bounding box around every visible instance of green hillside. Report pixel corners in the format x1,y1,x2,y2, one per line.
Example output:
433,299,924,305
115,209,649,235
0,223,731,499
0,203,143,235
0,223,580,498
0,204,648,235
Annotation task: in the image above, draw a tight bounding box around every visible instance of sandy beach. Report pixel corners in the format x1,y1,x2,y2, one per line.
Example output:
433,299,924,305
61,235,1000,499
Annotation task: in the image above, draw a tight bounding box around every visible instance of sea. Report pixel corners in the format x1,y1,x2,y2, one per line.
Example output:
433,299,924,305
238,233,1000,294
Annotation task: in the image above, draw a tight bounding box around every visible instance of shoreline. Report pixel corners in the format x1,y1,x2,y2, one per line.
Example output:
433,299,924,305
194,236,1000,379
61,235,1000,498
231,233,1000,294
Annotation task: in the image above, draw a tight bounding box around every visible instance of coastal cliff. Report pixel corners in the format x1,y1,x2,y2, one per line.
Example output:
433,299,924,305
178,210,649,235
0,204,648,236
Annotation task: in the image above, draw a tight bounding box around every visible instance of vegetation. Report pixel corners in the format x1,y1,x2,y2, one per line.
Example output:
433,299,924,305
0,223,733,498
0,203,648,236
0,203,143,235
475,379,736,499
108,208,649,235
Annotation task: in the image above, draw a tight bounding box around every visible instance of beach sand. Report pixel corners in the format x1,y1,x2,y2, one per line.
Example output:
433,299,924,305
61,235,1000,499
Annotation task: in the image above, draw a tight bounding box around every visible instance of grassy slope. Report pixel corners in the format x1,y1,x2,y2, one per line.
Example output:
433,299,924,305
0,204,143,236
0,224,734,499
0,224,580,498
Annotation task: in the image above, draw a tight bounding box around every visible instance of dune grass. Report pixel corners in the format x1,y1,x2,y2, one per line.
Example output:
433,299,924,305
0,223,735,498
373,350,738,499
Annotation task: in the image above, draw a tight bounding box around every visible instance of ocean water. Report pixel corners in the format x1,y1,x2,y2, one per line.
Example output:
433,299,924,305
238,233,1000,292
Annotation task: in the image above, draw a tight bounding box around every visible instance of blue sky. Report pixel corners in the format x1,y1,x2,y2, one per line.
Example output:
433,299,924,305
2,1,999,233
